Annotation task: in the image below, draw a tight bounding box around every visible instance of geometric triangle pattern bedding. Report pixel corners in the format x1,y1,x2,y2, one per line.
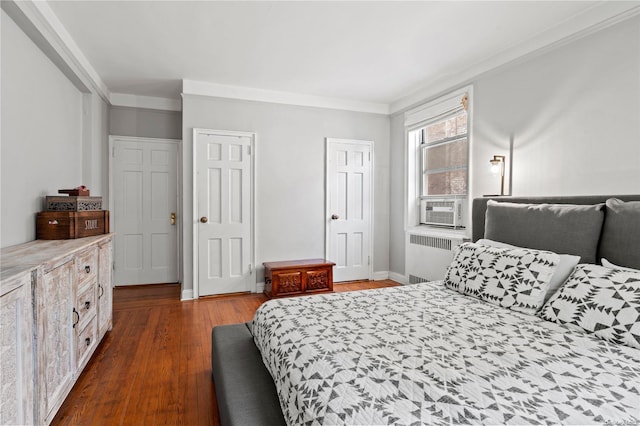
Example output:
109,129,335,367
252,282,640,426
445,242,559,315
539,264,640,349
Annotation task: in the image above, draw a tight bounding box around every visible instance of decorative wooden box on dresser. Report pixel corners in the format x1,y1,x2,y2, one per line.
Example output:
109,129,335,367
0,234,113,425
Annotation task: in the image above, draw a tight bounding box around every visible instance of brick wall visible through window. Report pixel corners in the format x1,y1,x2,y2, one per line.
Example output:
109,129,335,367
414,109,468,197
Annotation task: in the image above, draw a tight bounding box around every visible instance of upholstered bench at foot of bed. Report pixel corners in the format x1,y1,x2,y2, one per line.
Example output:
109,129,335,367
211,323,285,426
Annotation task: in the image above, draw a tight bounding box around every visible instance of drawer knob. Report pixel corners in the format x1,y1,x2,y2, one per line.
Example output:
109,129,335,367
85,301,91,309
85,265,91,274
85,337,91,346
331,214,339,220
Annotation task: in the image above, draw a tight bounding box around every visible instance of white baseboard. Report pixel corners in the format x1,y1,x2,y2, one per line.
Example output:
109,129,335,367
371,271,389,280
255,282,265,294
181,288,194,301
388,272,408,285
372,270,407,284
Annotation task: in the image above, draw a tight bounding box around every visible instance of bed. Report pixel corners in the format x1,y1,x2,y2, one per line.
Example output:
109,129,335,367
212,195,640,425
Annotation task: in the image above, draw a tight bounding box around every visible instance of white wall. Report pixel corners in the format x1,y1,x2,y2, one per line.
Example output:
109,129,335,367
83,93,111,208
1,10,109,247
110,106,182,140
389,15,640,276
473,15,640,197
182,95,390,295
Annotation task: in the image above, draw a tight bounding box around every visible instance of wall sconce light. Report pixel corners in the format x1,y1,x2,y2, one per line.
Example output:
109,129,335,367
489,155,506,196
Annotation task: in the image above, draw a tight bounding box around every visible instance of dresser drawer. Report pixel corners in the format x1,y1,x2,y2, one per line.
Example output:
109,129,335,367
76,316,97,370
75,247,98,287
75,280,97,331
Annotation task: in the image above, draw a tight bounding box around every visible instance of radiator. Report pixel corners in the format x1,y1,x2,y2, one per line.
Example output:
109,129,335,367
405,231,467,283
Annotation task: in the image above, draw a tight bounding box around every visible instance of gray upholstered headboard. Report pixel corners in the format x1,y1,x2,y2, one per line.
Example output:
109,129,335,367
472,194,640,268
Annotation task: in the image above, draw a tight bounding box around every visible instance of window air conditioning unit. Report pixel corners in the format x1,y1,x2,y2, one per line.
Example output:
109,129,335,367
420,198,465,228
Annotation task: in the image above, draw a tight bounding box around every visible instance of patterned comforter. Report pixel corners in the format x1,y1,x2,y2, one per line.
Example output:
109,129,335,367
252,282,640,425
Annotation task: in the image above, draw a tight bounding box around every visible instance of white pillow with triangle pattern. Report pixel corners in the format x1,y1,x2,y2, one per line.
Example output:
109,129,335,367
539,263,640,349
444,242,559,315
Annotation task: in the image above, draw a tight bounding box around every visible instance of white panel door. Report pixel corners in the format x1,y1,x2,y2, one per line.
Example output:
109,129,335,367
326,138,372,282
195,129,253,296
112,137,179,285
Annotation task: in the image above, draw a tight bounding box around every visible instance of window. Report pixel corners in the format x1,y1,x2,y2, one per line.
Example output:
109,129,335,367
405,87,471,229
410,103,468,197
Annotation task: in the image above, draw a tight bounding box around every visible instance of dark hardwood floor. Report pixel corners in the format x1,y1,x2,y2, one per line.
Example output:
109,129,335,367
51,280,398,426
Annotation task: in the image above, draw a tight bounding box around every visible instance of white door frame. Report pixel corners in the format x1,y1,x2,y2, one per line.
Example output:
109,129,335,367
325,138,374,281
192,128,256,298
108,135,182,285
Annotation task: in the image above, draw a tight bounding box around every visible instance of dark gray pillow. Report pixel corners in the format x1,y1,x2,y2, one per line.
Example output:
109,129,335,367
484,200,605,264
599,198,640,270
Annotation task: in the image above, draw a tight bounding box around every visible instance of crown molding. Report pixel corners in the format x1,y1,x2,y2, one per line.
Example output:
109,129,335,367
110,93,182,112
2,0,110,103
390,3,640,114
6,0,638,116
182,80,390,115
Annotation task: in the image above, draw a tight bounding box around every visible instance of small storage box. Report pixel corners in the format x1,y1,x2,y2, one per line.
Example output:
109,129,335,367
263,259,335,298
36,211,109,240
46,196,102,211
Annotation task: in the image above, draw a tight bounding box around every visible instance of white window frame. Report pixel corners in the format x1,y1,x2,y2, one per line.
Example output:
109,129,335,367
418,110,468,198
404,85,473,231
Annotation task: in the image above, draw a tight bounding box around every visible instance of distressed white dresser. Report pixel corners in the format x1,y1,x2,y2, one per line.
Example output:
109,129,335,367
0,234,113,425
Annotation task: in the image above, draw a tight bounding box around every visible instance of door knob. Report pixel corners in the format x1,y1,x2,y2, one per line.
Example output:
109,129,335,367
331,214,339,220
200,217,208,223
170,212,176,225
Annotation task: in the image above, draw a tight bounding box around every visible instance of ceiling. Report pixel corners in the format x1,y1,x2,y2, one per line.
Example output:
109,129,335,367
47,1,639,110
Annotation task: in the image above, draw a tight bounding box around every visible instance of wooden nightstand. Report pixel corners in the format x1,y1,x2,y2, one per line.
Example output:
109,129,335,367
263,259,335,298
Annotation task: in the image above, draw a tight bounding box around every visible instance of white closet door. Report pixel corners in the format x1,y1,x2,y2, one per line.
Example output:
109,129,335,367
194,129,254,296
326,138,373,282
